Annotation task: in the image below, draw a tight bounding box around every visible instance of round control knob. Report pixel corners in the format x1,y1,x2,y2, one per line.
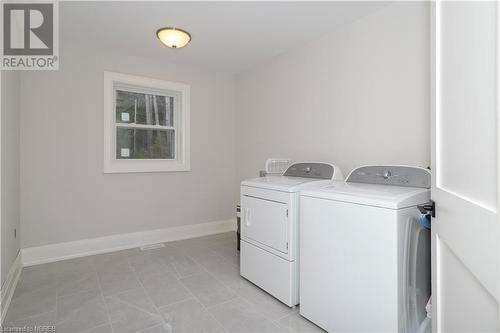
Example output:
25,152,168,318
304,167,312,173
383,170,392,179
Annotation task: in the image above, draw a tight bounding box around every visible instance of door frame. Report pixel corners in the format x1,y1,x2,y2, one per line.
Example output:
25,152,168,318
496,2,500,328
0,68,3,313
429,1,437,329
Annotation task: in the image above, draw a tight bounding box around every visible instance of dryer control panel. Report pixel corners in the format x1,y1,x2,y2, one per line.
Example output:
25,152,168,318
347,165,431,188
283,163,334,179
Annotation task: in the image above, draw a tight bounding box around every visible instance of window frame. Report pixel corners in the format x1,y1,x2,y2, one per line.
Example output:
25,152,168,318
104,71,190,173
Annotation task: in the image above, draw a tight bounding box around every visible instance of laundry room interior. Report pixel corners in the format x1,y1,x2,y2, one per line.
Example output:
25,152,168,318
0,1,498,332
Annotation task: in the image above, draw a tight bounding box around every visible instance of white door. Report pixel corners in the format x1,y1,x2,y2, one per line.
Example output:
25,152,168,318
240,194,289,253
431,1,499,331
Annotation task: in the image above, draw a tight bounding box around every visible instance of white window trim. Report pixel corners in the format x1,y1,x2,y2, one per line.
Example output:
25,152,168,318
104,71,190,173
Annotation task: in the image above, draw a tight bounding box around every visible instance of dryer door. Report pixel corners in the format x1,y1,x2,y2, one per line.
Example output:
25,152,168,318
241,194,289,254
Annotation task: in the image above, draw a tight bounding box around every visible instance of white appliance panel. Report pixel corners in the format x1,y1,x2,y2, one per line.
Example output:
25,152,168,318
300,196,399,332
240,240,297,306
241,194,289,254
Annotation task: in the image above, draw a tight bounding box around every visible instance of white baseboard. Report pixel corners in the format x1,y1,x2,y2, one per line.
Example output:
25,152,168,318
21,219,236,267
1,252,22,324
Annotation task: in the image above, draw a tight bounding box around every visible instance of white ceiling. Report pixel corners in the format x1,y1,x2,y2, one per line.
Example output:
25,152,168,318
60,1,390,74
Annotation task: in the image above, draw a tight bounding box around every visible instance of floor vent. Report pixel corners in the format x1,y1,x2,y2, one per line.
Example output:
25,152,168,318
140,243,165,251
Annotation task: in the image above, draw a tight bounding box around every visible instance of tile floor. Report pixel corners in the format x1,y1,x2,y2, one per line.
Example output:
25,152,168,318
3,232,324,333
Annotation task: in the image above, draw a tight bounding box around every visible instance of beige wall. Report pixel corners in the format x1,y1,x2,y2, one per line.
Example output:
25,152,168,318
20,43,237,248
1,71,21,284
235,2,430,182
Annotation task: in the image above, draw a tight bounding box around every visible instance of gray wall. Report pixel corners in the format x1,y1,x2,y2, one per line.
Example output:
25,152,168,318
235,2,430,181
20,43,237,248
18,1,429,249
1,71,21,284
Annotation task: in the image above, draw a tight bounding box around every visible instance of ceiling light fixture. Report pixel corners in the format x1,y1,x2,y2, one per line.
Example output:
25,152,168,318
156,27,191,49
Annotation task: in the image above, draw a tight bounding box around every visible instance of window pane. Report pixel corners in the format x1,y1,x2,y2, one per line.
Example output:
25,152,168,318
116,127,175,159
116,90,174,126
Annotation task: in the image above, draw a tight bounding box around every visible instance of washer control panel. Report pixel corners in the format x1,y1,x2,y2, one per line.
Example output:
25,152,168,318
283,163,334,179
347,165,430,188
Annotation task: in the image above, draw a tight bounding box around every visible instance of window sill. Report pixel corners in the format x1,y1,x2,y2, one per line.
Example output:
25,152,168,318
103,159,190,173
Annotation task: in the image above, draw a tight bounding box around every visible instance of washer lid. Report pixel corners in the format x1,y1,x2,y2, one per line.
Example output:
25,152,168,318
242,176,329,193
301,182,430,209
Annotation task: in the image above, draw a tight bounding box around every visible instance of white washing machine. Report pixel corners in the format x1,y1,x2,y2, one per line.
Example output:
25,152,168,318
240,162,344,307
299,165,431,332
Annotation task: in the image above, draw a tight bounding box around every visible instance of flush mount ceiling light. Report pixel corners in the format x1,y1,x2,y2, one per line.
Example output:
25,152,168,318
156,27,191,49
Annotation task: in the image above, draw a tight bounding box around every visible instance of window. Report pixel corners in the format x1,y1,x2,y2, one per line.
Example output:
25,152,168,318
104,71,190,173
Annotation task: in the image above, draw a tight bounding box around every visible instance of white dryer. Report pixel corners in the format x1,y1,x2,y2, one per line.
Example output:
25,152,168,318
240,162,344,307
299,165,431,332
